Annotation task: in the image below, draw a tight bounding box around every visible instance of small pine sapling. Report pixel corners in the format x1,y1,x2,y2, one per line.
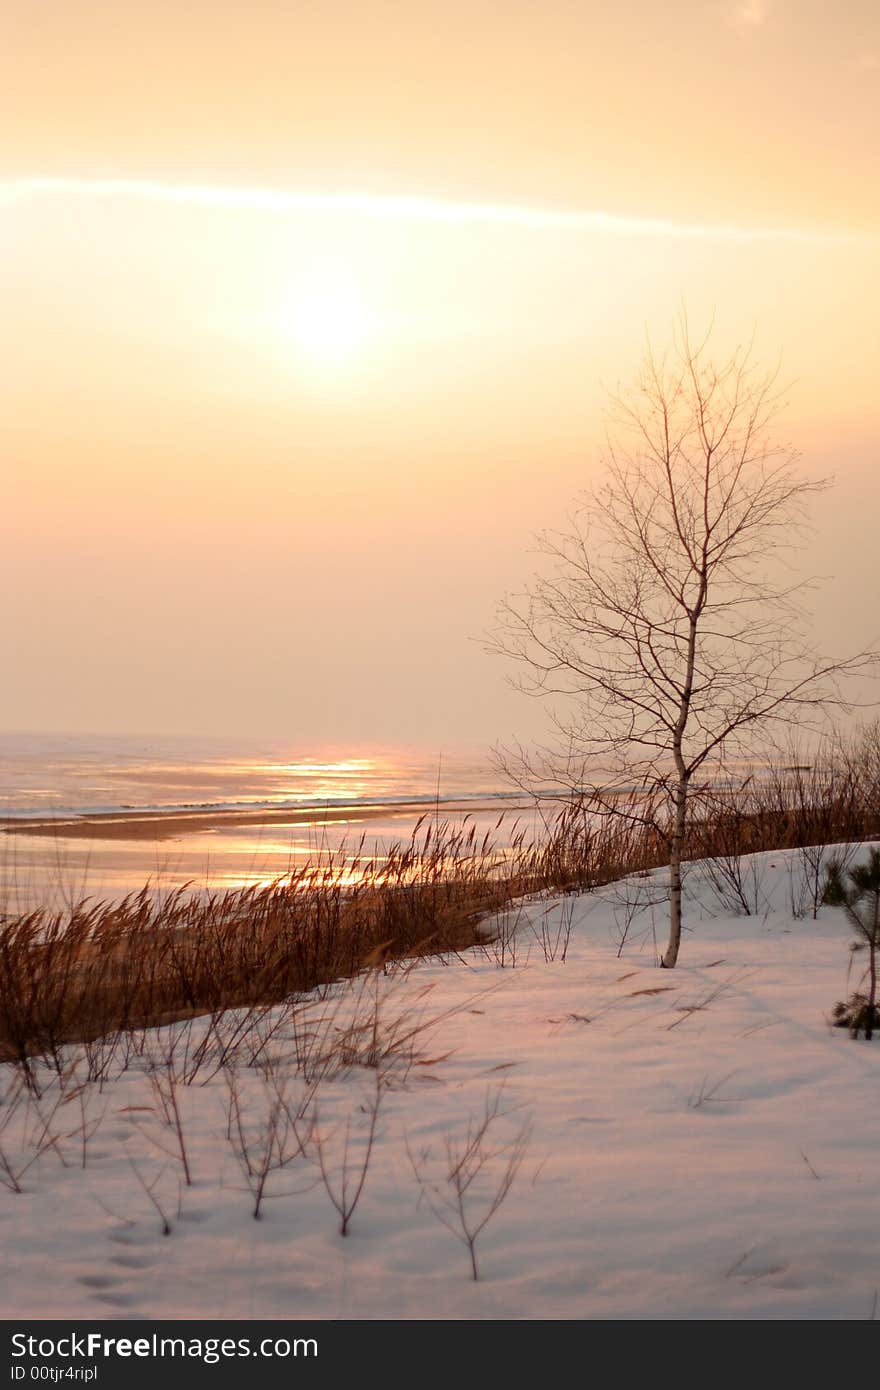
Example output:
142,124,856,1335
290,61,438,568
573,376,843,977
823,849,880,1040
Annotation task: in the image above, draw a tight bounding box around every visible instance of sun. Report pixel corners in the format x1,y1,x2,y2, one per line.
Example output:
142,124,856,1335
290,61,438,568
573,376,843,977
278,264,377,367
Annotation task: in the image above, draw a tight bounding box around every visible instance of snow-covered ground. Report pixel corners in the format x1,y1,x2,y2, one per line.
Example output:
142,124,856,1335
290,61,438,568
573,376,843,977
1,848,878,1320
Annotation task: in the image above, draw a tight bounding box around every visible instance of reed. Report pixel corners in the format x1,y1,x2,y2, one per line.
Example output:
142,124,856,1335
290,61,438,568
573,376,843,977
3,722,880,1067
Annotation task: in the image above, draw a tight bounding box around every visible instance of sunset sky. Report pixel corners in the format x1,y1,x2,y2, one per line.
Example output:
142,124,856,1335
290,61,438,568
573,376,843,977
2,2,878,746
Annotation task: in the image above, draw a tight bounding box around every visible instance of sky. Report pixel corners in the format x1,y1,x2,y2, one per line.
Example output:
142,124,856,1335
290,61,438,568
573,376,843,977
1,2,878,748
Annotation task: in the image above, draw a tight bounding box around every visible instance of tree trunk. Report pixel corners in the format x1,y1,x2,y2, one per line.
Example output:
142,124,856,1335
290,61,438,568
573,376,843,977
867,905,877,1042
661,587,702,968
661,778,688,968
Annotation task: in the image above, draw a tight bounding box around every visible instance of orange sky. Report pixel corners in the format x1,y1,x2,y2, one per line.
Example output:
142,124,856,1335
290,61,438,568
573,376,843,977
3,2,879,228
1,3,878,744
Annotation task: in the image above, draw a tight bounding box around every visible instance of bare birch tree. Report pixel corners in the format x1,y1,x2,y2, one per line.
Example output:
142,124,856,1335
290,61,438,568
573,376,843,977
493,320,874,967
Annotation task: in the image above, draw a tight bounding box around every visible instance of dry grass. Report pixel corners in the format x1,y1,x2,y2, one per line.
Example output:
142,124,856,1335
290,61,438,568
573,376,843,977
0,810,616,1071
4,723,880,1072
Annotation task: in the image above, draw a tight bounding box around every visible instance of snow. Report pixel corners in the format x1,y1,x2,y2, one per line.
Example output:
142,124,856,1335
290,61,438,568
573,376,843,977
1,847,878,1321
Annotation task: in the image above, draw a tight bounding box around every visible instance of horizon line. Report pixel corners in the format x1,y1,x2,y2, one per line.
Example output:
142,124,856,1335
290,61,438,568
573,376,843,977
1,175,875,245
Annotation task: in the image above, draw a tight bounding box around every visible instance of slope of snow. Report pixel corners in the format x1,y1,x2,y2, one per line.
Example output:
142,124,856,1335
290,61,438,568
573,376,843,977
1,848,878,1320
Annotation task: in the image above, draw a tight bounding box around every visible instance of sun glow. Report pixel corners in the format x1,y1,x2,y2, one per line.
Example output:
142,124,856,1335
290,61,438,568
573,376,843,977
279,264,378,366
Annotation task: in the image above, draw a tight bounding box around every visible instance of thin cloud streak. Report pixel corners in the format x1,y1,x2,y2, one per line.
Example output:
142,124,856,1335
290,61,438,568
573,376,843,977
1,175,874,245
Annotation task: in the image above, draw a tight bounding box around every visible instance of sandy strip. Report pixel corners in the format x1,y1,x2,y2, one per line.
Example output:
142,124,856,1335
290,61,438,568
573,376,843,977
0,798,526,843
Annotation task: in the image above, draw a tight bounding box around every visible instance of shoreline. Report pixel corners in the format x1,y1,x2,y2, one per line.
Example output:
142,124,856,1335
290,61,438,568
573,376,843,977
0,796,533,843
